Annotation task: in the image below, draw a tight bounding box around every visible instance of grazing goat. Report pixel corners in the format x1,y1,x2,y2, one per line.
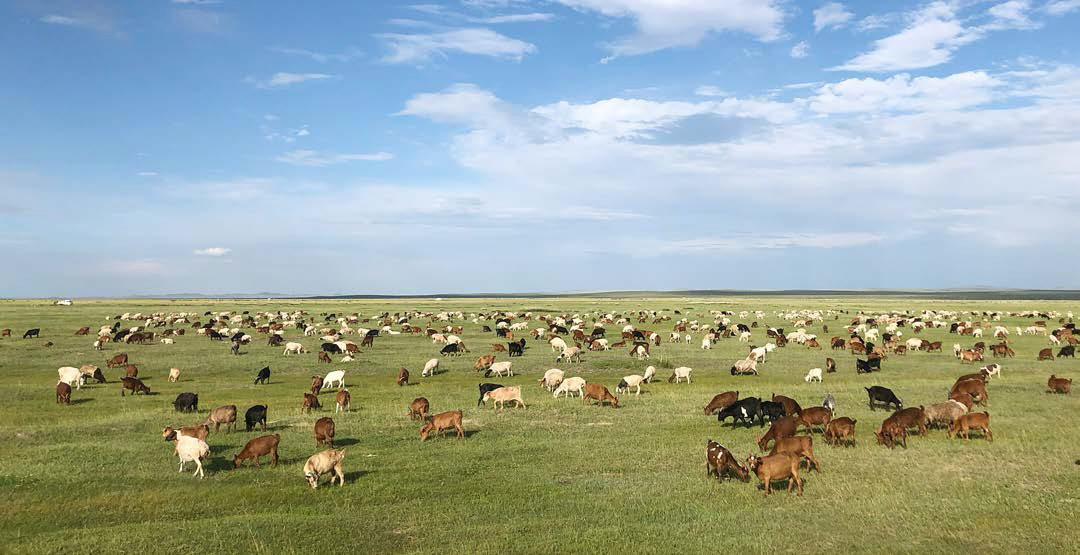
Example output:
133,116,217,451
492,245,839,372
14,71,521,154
234,434,280,468
804,368,823,383
704,392,738,415
616,375,646,395
336,389,351,413
323,370,345,389
948,411,992,441
202,405,237,433
314,417,335,448
245,405,268,432
254,366,270,385
770,436,821,472
718,397,762,428
824,417,856,447
302,393,321,413
303,449,346,488
553,377,586,399
173,434,210,479
538,368,565,391
583,383,618,407
409,397,430,420
757,415,798,452
397,367,410,387
746,453,802,496
866,386,902,411
420,411,464,441
482,386,527,410
120,377,150,396
706,440,749,482
56,381,71,404
485,361,513,377
668,367,692,384
422,358,440,377
1047,375,1072,394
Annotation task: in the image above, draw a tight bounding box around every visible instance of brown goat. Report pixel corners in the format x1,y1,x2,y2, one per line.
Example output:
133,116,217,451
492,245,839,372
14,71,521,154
1038,348,1054,361
950,392,975,410
1047,375,1072,393
951,379,989,406
474,355,495,372
772,394,802,417
162,425,209,442
318,351,332,364
314,417,335,448
56,381,71,404
704,391,738,415
583,383,619,408
234,434,280,468
757,415,798,452
409,397,430,420
770,435,821,472
797,406,833,434
106,353,128,368
824,417,856,447
706,440,749,482
302,392,322,413
310,375,324,396
875,413,910,449
825,357,836,373
397,367,410,387
420,410,464,441
948,411,992,441
335,389,351,413
891,407,928,437
120,377,149,396
746,453,803,496
124,364,139,378
491,344,506,352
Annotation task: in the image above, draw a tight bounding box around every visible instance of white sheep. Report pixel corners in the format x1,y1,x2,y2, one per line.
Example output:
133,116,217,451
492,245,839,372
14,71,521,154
684,334,691,344
487,361,513,377
668,366,692,384
557,346,583,363
701,337,711,350
631,345,650,360
1049,335,1061,345
322,370,346,389
804,368,823,383
553,377,586,398
738,331,751,342
643,365,656,383
549,337,568,353
539,368,565,391
160,338,174,345
616,374,646,395
57,367,84,390
422,358,439,377
340,355,354,362
283,342,306,355
174,434,210,479
168,368,181,383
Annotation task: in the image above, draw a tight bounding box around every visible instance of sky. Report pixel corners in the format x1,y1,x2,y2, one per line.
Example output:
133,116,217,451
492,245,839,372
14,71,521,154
2,0,1079,297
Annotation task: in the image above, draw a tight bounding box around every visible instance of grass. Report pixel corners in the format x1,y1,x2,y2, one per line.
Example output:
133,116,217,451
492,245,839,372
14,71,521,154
1,297,1078,554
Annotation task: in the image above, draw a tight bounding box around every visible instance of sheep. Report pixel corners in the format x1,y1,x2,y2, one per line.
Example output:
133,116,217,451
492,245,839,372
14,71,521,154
731,358,758,376
804,368,823,383
322,370,345,389
57,367,84,390
549,337,568,353
668,367,692,384
556,346,583,363
538,368,565,391
422,358,439,377
921,400,968,429
684,334,692,344
616,375,646,395
168,367,181,383
486,361,513,377
173,434,210,479
303,449,346,488
482,386,527,410
553,377,586,399
701,337,711,350
160,338,174,345
643,365,656,383
283,342,306,355
336,389,351,413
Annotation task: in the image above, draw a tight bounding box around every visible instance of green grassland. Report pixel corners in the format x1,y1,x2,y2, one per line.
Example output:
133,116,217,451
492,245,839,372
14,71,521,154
1,297,1078,554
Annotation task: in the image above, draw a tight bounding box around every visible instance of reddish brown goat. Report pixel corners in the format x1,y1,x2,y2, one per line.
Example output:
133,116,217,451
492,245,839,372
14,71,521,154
396,367,410,387
1047,375,1072,394
491,344,506,352
318,351,332,364
120,377,149,396
703,391,738,415
757,415,798,452
583,383,619,407
948,411,992,441
1038,348,1054,361
951,379,989,406
310,375,324,396
314,417,335,448
796,406,833,434
706,440,749,482
950,392,975,410
770,435,821,472
824,417,856,447
106,353,128,368
234,434,280,468
409,397,430,420
302,393,321,413
474,355,495,372
56,381,71,405
420,410,464,441
123,364,139,378
746,453,803,496
771,394,802,417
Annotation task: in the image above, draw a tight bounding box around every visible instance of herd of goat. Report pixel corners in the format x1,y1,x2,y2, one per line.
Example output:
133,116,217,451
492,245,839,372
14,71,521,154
14,305,1077,493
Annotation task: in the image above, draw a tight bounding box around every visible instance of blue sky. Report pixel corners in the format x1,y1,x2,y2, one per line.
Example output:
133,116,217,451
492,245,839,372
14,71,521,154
2,0,1079,296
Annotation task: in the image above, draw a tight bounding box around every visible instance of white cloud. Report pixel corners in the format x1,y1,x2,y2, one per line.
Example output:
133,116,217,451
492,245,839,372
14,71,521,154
137,171,159,177
553,0,786,57
377,28,536,63
479,13,555,23
276,149,393,166
832,2,981,72
1045,0,1080,15
813,2,854,32
268,46,363,63
790,41,810,58
694,86,731,97
193,247,231,257
983,0,1040,30
40,13,117,35
249,72,338,89
657,232,885,253
810,71,1002,113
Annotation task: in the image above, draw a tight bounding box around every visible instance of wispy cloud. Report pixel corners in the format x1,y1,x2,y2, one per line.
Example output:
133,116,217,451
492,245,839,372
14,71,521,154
268,46,363,63
378,28,536,63
790,41,810,58
276,149,393,166
193,247,231,256
172,8,228,34
813,2,854,32
248,72,338,89
40,12,118,35
832,2,981,72
1045,0,1080,15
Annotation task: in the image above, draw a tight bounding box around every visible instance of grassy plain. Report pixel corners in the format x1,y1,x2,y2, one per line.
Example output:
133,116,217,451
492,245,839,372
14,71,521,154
0,297,1078,554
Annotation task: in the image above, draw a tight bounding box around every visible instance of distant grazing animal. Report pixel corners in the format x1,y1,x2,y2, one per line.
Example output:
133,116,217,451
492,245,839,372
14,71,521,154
718,397,762,428
950,379,989,406
948,411,992,441
310,375,324,395
283,342,306,355
245,405,268,432
322,370,345,389
168,367,181,383
57,367,85,390
1038,348,1054,361
473,355,496,372
56,381,71,405
771,394,802,417
553,377,586,399
668,367,692,384
0,329,9,337
804,368,823,383
314,417,336,448
420,411,464,441
746,453,802,496
539,368,565,391
730,358,758,376
508,338,526,357
492,344,507,352
440,343,461,356
769,436,820,473
318,352,332,364
422,358,439,377
824,417,856,447
704,391,739,415
120,377,150,396
705,440,749,482
556,346,583,363
409,397,430,420
302,393,322,413
482,386,527,410
822,393,836,412
796,406,833,433
335,389,351,413
106,353,128,368
254,366,270,385
173,392,199,413
643,365,656,383
1058,345,1076,358
759,401,785,422
303,449,346,488
163,424,209,442
757,415,798,452
616,375,646,395
123,364,139,378
865,386,902,411
856,358,881,373
397,367,410,387
921,401,967,429
73,326,89,336
234,434,280,468
1048,375,1072,394
485,361,513,378
23,328,40,339
583,383,618,407
478,383,505,407
202,405,237,432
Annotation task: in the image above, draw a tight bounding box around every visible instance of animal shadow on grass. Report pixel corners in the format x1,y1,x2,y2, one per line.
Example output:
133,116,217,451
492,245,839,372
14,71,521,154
344,470,369,482
68,398,93,405
334,437,361,448
755,477,806,493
